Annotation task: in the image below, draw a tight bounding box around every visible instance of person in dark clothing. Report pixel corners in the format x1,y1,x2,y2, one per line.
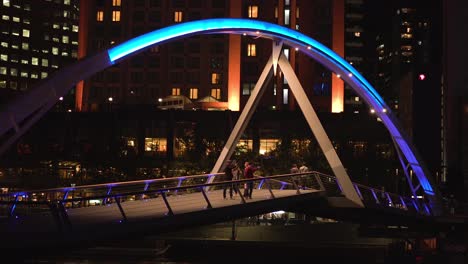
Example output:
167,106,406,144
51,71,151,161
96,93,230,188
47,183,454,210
223,160,235,199
243,161,258,199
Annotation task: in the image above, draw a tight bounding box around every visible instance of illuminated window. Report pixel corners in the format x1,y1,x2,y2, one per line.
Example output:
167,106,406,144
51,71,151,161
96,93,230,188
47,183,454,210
20,71,27,78
296,7,300,18
401,33,412,39
237,139,253,152
2,15,9,20
0,67,5,75
112,11,121,21
21,43,28,50
3,0,10,7
354,32,361,37
1,42,7,48
112,0,121,6
21,59,28,64
283,48,289,60
145,138,167,153
284,9,290,25
10,68,17,76
211,88,221,99
174,11,183,22
189,88,198,99
31,57,38,65
259,139,279,155
62,36,69,43
42,59,48,67
283,88,288,104
96,11,104,22
275,7,278,18
0,81,5,88
72,25,78,32
52,47,59,55
242,83,255,95
248,5,258,18
247,44,256,56
172,87,180,96
31,72,39,79
0,54,8,61
211,73,221,84
13,17,19,22
41,72,48,79
64,0,70,5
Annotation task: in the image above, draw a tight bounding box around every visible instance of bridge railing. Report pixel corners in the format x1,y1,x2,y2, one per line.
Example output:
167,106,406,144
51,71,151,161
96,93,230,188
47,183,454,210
0,171,431,225
277,171,431,216
0,172,324,219
352,182,430,215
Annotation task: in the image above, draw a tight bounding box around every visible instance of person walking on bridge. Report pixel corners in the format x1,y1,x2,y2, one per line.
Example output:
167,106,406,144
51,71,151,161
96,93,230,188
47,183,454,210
231,160,242,197
243,161,258,199
223,160,235,199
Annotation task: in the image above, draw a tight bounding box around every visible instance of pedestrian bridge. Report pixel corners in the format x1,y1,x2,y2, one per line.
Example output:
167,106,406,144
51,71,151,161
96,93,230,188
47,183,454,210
0,171,443,251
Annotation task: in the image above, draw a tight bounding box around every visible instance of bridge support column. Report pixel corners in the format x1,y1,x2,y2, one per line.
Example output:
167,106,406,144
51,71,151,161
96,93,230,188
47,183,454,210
210,56,274,176
278,54,363,208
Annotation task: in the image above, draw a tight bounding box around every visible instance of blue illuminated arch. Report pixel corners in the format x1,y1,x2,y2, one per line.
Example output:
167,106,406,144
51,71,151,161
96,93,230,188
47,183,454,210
0,18,436,199
107,18,435,195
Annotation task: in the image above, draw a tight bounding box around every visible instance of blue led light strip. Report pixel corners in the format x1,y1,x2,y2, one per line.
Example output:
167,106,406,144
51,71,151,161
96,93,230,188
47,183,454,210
107,18,434,194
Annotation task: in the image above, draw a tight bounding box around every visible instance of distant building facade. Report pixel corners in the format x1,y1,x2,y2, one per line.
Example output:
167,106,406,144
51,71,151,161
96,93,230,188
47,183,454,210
76,0,350,113
0,0,80,108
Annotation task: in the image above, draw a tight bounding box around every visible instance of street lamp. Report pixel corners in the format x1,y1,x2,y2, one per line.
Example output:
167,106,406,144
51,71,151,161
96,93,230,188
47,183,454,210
108,97,113,111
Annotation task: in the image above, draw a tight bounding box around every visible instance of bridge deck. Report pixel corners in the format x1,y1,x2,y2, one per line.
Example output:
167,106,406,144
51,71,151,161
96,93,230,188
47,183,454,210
3,189,321,233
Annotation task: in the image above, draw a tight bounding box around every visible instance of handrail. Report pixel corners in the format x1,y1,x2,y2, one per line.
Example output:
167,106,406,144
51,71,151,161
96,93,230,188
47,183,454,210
0,170,433,221
0,172,224,198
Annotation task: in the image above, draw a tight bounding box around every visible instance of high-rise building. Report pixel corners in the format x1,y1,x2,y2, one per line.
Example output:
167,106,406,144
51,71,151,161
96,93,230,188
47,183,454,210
343,0,366,113
0,0,80,107
76,0,346,113
372,0,443,186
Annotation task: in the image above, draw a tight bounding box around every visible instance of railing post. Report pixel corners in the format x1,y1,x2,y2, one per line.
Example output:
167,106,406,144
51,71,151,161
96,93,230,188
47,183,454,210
8,195,19,218
104,186,112,205
264,178,275,199
48,202,63,233
237,183,246,204
399,196,408,210
370,189,380,204
160,191,174,216
175,177,185,195
200,187,212,209
141,182,150,200
115,196,128,222
353,184,363,200
314,172,326,191
58,201,72,230
289,176,301,195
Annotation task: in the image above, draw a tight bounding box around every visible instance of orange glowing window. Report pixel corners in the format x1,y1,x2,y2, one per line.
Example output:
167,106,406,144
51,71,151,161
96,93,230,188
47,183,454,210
172,87,180,96
248,5,258,18
211,73,221,84
96,11,104,22
174,11,183,22
247,44,256,56
112,11,120,22
211,88,221,99
112,0,121,6
189,88,198,99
